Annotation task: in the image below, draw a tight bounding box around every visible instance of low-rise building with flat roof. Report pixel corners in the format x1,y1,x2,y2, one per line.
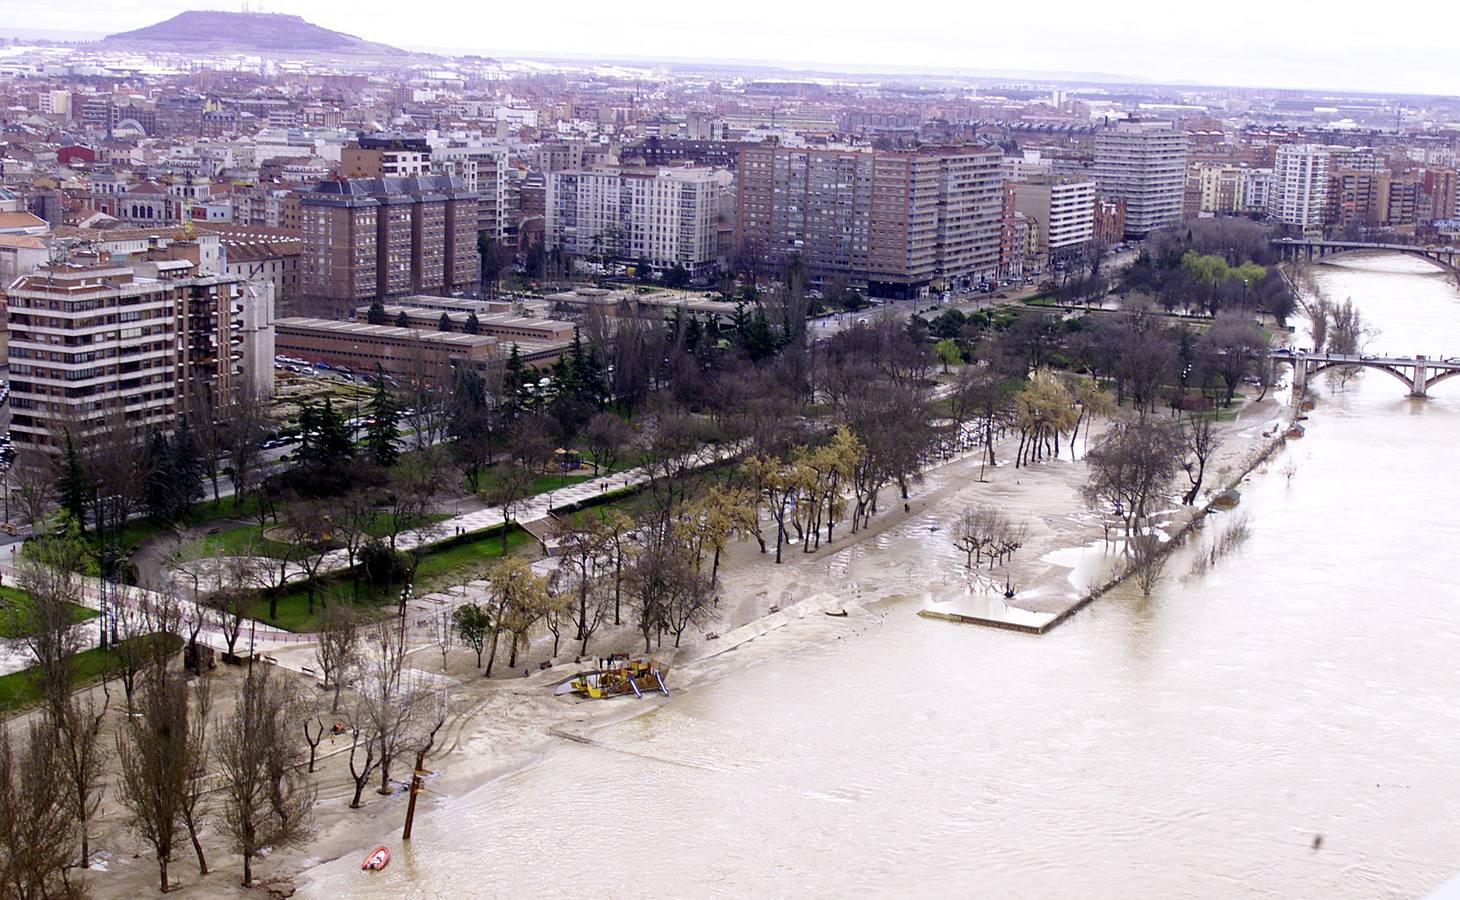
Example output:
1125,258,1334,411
355,305,575,341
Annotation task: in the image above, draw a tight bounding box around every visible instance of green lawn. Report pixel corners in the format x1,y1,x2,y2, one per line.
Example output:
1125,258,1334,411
526,473,593,496
559,484,649,527
199,512,451,560
82,494,268,560
0,633,182,713
248,525,535,632
0,585,98,639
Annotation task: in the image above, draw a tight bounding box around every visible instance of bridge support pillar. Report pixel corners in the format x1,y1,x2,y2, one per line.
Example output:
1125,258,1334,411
1293,357,1308,395
1412,355,1429,397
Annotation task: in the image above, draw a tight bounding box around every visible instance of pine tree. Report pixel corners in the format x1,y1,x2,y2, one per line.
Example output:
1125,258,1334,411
297,399,354,469
171,416,204,516
366,301,388,325
741,306,775,361
57,431,91,533
316,398,354,462
364,376,400,467
143,431,177,522
464,313,481,334
582,347,608,408
504,344,528,419
438,312,453,332
395,311,410,328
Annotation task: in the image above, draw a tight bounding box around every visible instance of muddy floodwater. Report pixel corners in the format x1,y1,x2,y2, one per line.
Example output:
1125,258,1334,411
302,254,1460,898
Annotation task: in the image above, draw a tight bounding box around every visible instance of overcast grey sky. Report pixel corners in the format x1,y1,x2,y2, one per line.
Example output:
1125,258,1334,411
6,0,1459,95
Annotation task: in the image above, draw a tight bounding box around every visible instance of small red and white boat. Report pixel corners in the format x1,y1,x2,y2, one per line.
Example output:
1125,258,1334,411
361,846,390,871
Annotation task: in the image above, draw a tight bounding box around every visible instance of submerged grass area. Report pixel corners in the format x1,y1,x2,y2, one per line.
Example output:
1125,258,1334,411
0,633,183,713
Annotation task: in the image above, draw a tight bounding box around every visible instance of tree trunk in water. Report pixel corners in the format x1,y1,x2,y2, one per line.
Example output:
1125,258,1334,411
187,820,208,875
484,625,502,676
243,854,253,888
158,856,169,893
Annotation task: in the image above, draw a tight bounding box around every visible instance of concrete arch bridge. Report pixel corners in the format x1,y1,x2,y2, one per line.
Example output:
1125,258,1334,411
1272,348,1460,397
1271,238,1460,286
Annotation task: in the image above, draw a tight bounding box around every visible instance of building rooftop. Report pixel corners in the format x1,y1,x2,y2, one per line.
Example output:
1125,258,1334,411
275,316,500,348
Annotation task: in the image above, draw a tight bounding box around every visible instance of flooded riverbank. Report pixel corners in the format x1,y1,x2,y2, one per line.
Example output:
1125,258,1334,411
300,253,1460,899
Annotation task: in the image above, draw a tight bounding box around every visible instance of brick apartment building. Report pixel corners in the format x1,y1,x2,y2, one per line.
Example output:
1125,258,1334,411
735,142,1003,296
299,175,478,315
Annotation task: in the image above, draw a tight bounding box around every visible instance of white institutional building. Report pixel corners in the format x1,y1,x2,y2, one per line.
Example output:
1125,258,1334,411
546,166,724,277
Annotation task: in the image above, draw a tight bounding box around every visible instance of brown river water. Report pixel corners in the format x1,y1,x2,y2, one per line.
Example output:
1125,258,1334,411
302,253,1460,899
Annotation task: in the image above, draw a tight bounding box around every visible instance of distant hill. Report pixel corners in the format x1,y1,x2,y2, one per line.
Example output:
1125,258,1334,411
103,10,406,56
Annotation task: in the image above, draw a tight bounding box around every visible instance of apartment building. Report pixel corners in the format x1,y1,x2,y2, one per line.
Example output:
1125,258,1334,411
1196,165,1248,215
1328,167,1387,231
299,175,478,314
431,140,510,240
3,261,257,450
546,166,723,277
341,134,432,178
1011,176,1096,268
736,143,1003,296
1268,143,1331,232
1092,120,1188,238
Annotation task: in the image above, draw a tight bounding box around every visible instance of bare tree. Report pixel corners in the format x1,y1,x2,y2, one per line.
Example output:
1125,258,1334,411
314,602,361,713
581,411,635,476
397,340,455,450
215,664,315,887
363,622,411,795
114,670,191,892
10,449,54,529
221,393,270,510
554,520,613,655
350,622,451,803
207,587,250,662
952,507,996,569
1083,418,1185,535
628,543,709,651
334,486,380,601
179,677,213,877
345,695,380,809
0,720,78,899
1128,532,1171,596
479,464,536,554
432,608,455,673
952,508,1027,569
1180,414,1223,505
13,544,111,873
277,496,338,617
303,706,326,774
109,599,152,709
53,693,109,871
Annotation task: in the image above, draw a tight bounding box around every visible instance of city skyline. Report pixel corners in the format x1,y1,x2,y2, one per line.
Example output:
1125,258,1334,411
5,0,1460,96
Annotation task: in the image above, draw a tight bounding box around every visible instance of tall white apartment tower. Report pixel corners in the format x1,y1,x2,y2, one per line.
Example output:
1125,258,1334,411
1268,144,1331,233
546,166,723,277
1093,120,1188,239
